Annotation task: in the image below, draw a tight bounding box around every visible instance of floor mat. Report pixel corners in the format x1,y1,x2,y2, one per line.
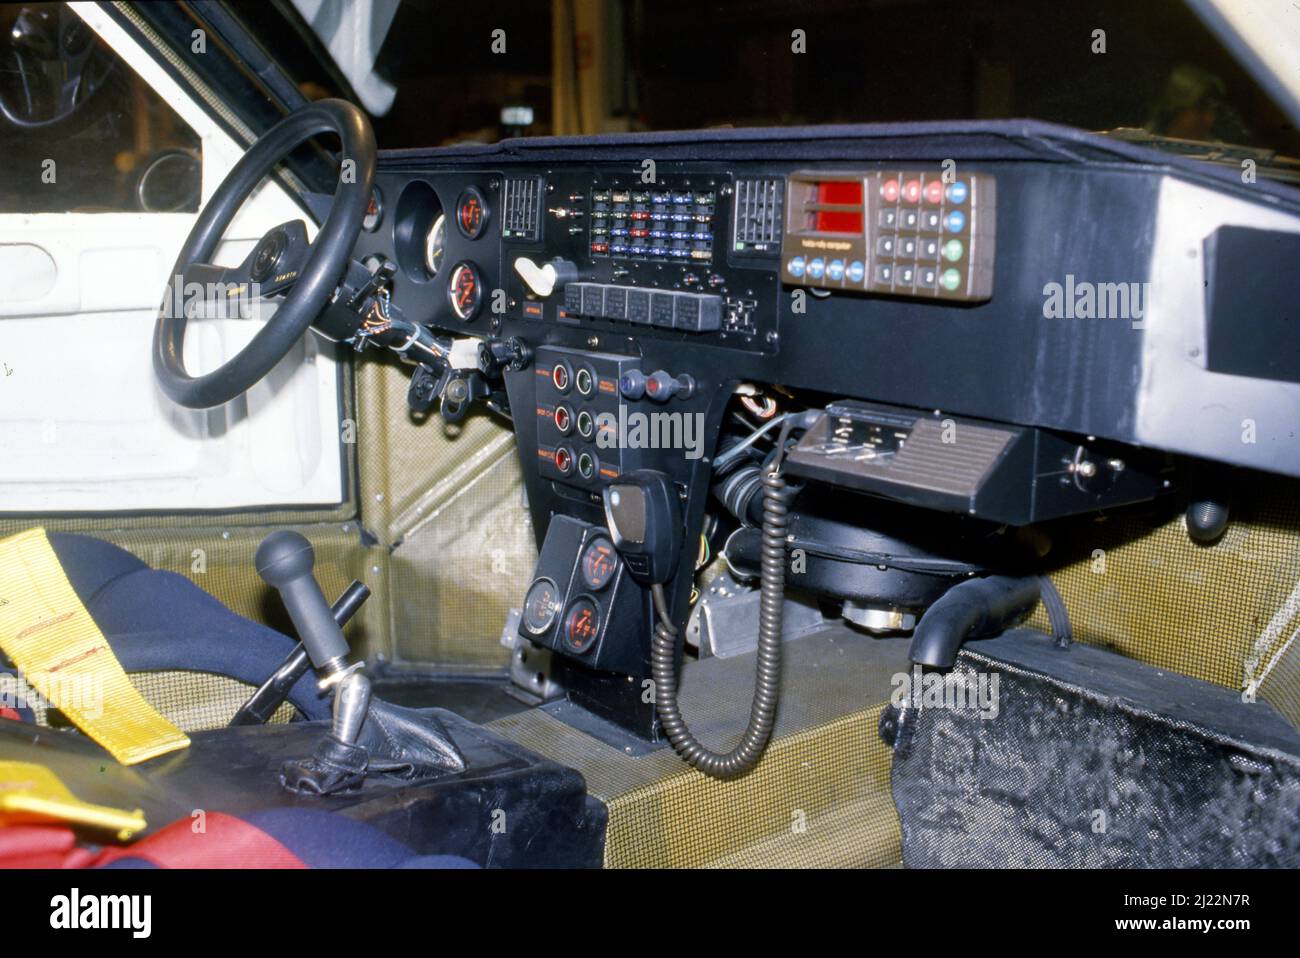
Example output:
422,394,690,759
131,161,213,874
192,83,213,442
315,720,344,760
888,629,1300,867
490,625,910,868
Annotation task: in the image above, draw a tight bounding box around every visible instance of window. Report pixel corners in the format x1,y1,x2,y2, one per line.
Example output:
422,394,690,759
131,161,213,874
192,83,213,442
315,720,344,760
0,2,201,214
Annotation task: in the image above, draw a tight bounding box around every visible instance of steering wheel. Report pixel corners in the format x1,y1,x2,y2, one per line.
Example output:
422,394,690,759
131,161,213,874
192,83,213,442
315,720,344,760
153,98,375,409
0,5,114,130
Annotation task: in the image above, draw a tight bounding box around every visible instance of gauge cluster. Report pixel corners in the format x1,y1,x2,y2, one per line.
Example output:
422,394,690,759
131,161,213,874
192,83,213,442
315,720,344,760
518,516,647,675
354,173,500,333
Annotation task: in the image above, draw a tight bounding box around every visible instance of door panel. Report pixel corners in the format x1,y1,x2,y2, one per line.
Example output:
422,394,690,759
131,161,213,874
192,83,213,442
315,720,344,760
0,3,344,513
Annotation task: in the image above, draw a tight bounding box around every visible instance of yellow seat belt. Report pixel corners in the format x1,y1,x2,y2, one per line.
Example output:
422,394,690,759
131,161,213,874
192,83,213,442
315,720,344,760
0,761,146,840
0,528,189,765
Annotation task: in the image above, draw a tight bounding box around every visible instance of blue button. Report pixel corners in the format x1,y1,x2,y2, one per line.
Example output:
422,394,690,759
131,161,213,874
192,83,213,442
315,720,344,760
808,258,826,279
944,210,966,232
788,256,806,278
946,181,969,204
847,260,865,283
827,259,845,281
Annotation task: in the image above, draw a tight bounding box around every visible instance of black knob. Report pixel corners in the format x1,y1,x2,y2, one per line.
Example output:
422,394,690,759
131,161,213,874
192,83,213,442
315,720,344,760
256,531,350,669
1187,498,1230,544
255,529,314,585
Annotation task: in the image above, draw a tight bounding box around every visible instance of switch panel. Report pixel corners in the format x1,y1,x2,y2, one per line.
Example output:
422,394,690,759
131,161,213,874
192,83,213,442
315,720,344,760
563,282,722,333
589,186,717,263
534,346,642,490
781,170,996,302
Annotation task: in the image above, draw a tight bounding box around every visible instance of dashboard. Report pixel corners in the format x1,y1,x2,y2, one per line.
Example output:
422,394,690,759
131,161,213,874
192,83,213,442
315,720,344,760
346,123,1300,734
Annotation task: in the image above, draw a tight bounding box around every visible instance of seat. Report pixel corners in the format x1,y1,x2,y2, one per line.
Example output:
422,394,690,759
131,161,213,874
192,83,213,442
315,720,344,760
0,809,478,869
1,533,329,725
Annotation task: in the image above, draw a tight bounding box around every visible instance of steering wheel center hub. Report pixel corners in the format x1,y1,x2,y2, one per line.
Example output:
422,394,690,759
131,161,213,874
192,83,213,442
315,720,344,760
250,229,288,283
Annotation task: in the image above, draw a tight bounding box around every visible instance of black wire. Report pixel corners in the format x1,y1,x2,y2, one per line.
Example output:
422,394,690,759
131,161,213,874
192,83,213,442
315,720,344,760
650,469,793,778
1037,574,1074,648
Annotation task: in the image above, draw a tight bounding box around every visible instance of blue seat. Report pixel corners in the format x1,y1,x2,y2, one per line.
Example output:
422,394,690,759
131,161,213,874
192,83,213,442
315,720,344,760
29,533,330,721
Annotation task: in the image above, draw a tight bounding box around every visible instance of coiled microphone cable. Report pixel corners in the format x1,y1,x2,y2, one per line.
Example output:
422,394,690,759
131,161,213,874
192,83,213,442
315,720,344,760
649,411,815,778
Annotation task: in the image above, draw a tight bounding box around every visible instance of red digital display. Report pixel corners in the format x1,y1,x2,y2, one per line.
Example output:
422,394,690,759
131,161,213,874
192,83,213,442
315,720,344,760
814,181,864,234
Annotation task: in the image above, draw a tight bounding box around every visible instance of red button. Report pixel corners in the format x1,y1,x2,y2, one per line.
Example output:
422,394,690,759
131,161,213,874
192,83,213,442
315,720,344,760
554,406,571,432
903,180,922,203
924,180,944,204
552,364,570,391
881,179,900,202
554,447,573,474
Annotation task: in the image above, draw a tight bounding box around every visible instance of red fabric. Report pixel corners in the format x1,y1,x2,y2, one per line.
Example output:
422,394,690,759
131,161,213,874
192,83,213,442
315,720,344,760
1,812,307,869
0,825,99,868
95,813,307,869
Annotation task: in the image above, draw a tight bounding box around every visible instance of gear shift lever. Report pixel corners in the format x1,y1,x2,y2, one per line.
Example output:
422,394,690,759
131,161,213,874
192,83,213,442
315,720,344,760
256,531,371,767
256,531,352,675
255,531,465,795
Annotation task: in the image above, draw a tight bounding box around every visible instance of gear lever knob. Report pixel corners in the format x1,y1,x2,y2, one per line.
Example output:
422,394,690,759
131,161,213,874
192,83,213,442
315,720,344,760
256,531,351,673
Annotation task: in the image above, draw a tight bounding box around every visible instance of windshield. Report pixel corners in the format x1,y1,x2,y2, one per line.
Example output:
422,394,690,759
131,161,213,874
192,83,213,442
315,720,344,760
241,0,1299,159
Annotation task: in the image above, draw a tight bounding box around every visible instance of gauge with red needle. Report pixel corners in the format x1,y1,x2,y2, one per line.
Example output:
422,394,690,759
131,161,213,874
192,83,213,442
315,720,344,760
447,261,482,320
580,535,618,591
455,187,488,239
562,596,601,654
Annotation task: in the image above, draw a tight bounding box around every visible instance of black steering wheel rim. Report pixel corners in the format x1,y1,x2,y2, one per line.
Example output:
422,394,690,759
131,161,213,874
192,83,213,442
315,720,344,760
153,98,375,409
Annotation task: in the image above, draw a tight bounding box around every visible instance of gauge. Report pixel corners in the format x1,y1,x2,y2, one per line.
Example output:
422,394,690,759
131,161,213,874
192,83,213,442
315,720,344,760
562,596,601,654
424,213,446,277
447,261,482,320
580,535,618,591
455,187,488,239
522,578,561,636
362,187,383,232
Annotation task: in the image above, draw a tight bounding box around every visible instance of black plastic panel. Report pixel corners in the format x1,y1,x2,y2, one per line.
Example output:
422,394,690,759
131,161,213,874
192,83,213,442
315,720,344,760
1204,225,1300,385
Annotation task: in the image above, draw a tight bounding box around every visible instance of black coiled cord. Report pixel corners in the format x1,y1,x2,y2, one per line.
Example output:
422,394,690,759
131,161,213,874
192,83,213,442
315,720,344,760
650,468,794,778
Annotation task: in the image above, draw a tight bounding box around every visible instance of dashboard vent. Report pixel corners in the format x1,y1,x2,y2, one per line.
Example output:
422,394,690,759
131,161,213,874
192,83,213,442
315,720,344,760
732,177,784,253
502,176,543,241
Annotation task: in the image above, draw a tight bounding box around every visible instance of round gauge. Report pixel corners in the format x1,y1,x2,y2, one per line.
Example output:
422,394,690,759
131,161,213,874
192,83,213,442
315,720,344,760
580,536,618,591
522,578,561,636
362,187,383,232
562,596,601,654
455,187,488,239
424,213,446,277
447,261,482,320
